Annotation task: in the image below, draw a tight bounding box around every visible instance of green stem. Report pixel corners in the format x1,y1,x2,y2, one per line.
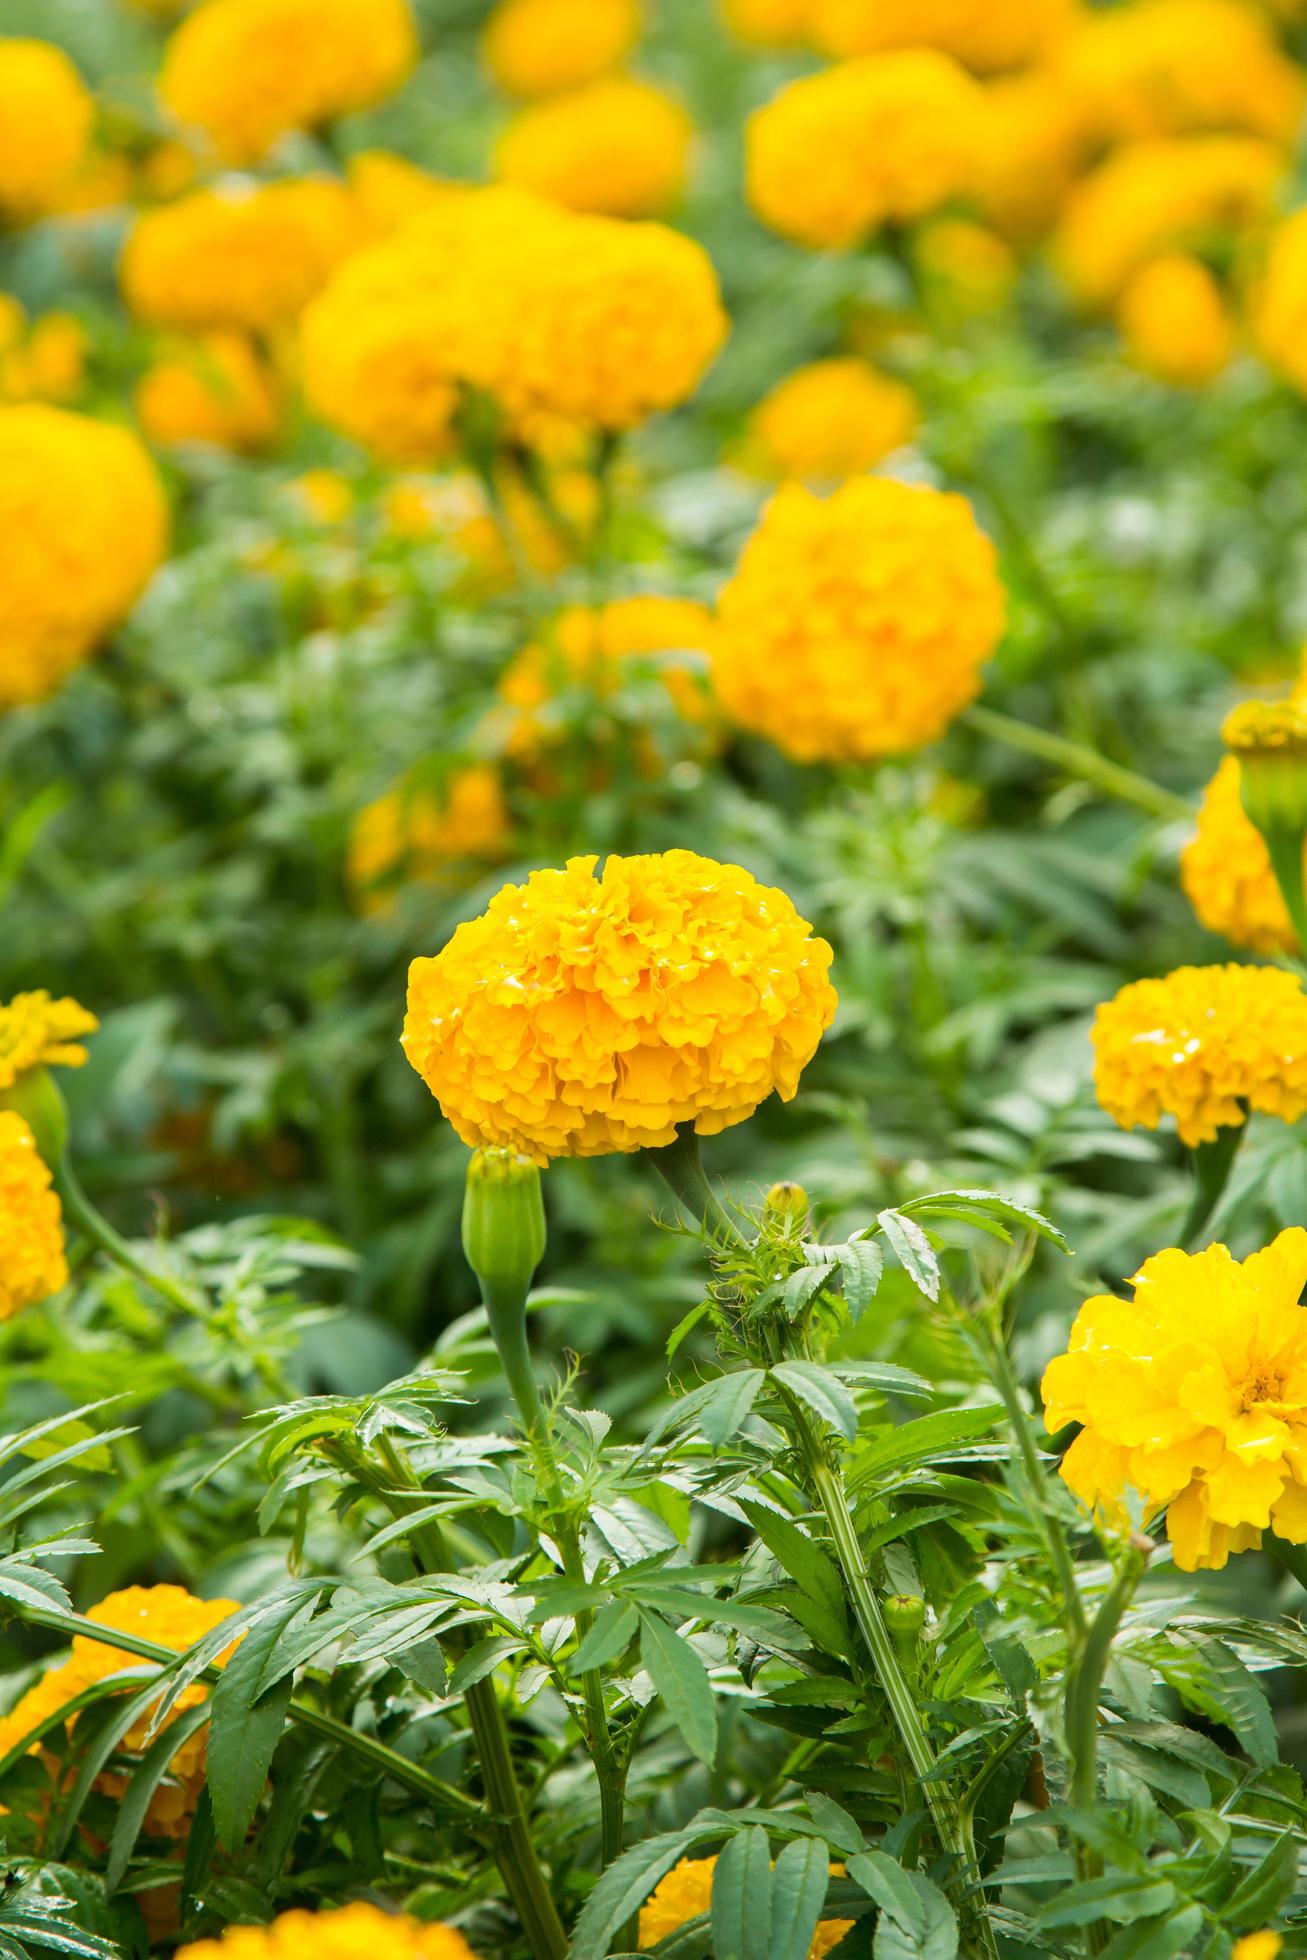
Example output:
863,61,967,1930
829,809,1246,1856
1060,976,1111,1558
646,1127,746,1245
1181,1122,1245,1250
1064,1546,1147,1955
1262,824,1307,956
962,704,1195,824
57,1155,207,1323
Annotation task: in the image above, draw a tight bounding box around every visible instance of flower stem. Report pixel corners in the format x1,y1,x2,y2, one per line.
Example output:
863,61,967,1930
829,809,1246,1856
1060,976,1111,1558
56,1154,208,1324
646,1127,746,1245
962,704,1195,824
1064,1543,1147,1954
1181,1122,1245,1250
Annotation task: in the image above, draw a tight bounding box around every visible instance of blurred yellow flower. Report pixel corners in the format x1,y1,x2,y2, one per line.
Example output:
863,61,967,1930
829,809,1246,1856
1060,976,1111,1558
347,764,511,911
1234,1937,1284,1960
1255,208,1307,396
0,312,89,405
1093,963,1307,1146
136,330,282,451
290,468,356,526
159,0,418,164
809,0,1076,73
640,1856,853,1957
0,407,169,709
0,1111,67,1319
496,596,715,755
1181,755,1300,954
741,357,917,479
402,850,837,1161
718,0,811,45
712,477,1005,762
914,216,1018,316
179,1905,480,1960
975,71,1091,242
347,150,456,237
482,0,641,98
0,39,94,223
496,76,693,218
1117,253,1234,386
747,50,987,249
1042,1229,1307,1570
1054,135,1282,309
0,991,98,1090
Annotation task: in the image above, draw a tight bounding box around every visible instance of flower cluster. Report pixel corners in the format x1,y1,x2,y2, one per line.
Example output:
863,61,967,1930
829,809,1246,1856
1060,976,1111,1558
1255,209,1307,397
347,765,511,911
711,478,1005,762
0,407,169,709
1042,1230,1307,1570
741,357,917,480
0,38,93,222
177,1904,480,1960
136,331,282,452
747,50,986,249
402,850,837,1161
302,187,727,449
158,0,418,164
0,991,98,1089
496,76,692,218
639,1856,853,1958
1117,253,1234,387
482,0,640,98
0,1112,67,1320
1181,757,1301,953
808,0,1074,73
496,596,715,756
121,179,364,334
974,72,1090,242
1092,964,1307,1147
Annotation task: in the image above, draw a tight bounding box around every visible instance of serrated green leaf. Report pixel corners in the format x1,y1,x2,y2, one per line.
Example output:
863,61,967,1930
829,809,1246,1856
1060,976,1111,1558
640,1612,718,1766
207,1594,298,1850
768,1837,830,1960
876,1212,940,1302
783,1264,836,1319
835,1241,883,1321
699,1371,766,1446
848,1851,957,1960
1224,1830,1299,1927
572,1599,639,1672
712,1826,773,1960
770,1362,858,1442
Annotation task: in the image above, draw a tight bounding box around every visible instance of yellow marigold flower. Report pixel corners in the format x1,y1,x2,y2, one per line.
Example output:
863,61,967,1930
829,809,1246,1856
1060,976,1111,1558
290,468,355,526
808,0,1075,73
159,0,418,165
0,991,98,1090
711,477,1005,763
639,1856,853,1957
402,850,837,1161
1117,253,1235,387
347,150,456,237
742,357,917,481
497,596,715,755
0,407,169,710
0,40,94,223
121,178,364,334
347,764,511,911
303,186,727,447
179,1904,480,1960
1181,756,1300,954
0,1111,67,1319
1254,207,1307,396
913,217,1018,317
136,330,281,452
482,0,641,98
1234,1937,1283,1960
747,50,986,250
974,71,1091,243
496,76,693,218
0,312,89,407
1092,963,1307,1148
718,0,811,45
1055,0,1305,144
1042,1228,1307,1570
1054,134,1282,309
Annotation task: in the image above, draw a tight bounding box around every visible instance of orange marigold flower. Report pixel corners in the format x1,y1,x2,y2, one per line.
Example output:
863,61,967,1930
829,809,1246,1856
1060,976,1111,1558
121,179,365,334
347,150,457,237
640,1856,854,1957
289,468,356,526
1180,755,1300,954
496,76,693,218
747,50,986,250
159,0,418,165
711,478,1004,763
136,331,282,452
483,0,641,98
1117,253,1235,387
178,1903,481,1960
402,850,837,1161
0,312,89,407
808,0,1075,73
1092,964,1307,1147
0,406,169,710
0,39,94,222
741,357,917,480
347,764,511,911
1042,1228,1307,1570
0,1111,67,1319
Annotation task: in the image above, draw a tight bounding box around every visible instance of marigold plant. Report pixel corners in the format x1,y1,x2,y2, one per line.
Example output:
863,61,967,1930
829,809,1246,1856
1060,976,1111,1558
1181,756,1301,953
402,850,837,1160
1117,253,1235,387
741,357,918,479
0,991,98,1090
0,39,94,223
0,1111,67,1320
639,1856,854,1955
177,1904,480,1960
974,71,1090,242
347,765,511,911
496,76,693,218
482,0,641,98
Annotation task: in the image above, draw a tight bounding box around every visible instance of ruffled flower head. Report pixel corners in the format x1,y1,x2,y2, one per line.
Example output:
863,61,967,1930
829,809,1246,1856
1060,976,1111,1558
1181,756,1300,954
179,1905,479,1960
0,1111,67,1319
0,991,98,1090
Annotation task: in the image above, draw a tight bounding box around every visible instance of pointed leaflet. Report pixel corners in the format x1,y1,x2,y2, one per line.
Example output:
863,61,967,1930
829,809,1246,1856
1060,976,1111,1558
106,1700,212,1894
699,1370,766,1446
770,1362,858,1442
835,1240,884,1322
712,1826,774,1960
639,1610,718,1765
876,1211,940,1302
572,1599,639,1672
207,1592,301,1849
767,1838,832,1960
848,1851,958,1960
901,1189,1069,1253
568,1826,710,1960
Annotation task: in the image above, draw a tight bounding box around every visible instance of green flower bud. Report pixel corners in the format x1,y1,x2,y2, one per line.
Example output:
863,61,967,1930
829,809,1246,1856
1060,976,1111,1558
0,1066,69,1171
1224,701,1307,947
763,1180,809,1235
462,1147,547,1297
883,1593,926,1636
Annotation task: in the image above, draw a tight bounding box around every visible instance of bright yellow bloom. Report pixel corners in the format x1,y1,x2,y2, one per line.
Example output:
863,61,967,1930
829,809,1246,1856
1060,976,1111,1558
1117,253,1234,387
0,312,89,406
718,0,810,46
712,478,1004,763
1054,135,1282,309
347,150,456,237
1055,0,1305,144
482,0,641,98
1092,964,1307,1148
303,187,726,449
496,76,693,218
290,468,356,526
496,596,715,755
0,1112,67,1319
741,357,917,480
1234,1936,1283,1960
0,407,169,709
1043,1229,1307,1570
1181,756,1301,954
1255,209,1307,397
808,0,1075,73
178,1904,480,1960
136,331,281,452
159,0,418,165
0,992,98,1091
747,50,986,250
974,72,1092,243
639,1856,853,1957
121,179,364,334
403,850,837,1161
347,765,511,911
0,40,94,223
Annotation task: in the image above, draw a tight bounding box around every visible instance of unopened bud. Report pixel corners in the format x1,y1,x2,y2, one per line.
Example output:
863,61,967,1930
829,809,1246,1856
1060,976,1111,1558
885,1592,926,1669
1223,700,1307,949
763,1181,809,1235
462,1147,547,1297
